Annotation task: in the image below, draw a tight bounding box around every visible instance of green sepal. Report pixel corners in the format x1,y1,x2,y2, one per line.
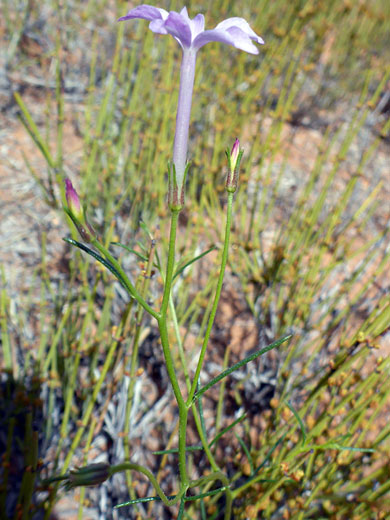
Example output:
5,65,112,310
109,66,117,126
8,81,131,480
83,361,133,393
64,207,92,242
182,160,191,187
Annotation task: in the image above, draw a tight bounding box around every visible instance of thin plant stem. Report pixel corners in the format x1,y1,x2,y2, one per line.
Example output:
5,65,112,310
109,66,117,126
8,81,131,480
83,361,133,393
157,208,189,487
187,192,235,405
168,291,223,478
161,208,181,317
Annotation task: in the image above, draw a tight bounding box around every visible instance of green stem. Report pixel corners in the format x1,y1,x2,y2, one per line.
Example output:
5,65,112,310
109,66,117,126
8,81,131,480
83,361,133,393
157,208,188,486
187,192,234,405
161,209,180,316
168,291,225,482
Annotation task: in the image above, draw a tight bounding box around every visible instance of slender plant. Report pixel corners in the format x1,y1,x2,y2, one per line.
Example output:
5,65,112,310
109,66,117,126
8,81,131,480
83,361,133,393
48,4,292,518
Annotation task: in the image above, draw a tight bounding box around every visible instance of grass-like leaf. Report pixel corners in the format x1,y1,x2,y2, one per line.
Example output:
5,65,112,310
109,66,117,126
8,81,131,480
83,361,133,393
209,413,247,448
286,400,307,446
111,242,149,263
63,237,133,296
173,245,216,281
153,445,203,456
235,432,254,475
193,335,292,402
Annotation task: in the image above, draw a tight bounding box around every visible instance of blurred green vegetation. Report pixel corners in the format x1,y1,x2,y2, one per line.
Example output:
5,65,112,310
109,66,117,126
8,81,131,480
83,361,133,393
1,0,389,518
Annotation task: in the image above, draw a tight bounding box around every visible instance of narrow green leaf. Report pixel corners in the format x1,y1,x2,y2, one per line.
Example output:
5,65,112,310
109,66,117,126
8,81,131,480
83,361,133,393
200,498,207,520
193,335,292,401
235,433,254,475
153,445,203,456
111,242,149,263
327,445,375,453
114,486,230,509
140,220,154,240
63,237,134,296
209,413,247,447
301,434,375,453
286,400,307,446
184,486,229,501
173,246,217,281
114,494,176,508
253,433,287,477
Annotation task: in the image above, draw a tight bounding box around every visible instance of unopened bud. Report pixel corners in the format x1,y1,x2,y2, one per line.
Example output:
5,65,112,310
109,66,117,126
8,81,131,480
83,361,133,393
65,179,83,220
64,178,95,242
64,463,110,490
225,138,244,192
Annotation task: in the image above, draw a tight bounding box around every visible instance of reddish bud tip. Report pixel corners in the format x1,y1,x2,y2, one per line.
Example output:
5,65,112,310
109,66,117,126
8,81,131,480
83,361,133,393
65,179,82,219
230,138,240,171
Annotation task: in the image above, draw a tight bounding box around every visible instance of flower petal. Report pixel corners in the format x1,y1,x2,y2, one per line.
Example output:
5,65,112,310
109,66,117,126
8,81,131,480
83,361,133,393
192,28,236,51
215,17,264,45
149,18,169,35
189,13,205,39
164,11,192,48
118,4,168,23
226,27,261,54
179,6,190,18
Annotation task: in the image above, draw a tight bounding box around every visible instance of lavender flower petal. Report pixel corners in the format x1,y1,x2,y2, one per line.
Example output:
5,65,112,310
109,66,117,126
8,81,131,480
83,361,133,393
192,29,237,51
180,8,205,38
225,27,261,54
164,11,192,48
118,4,168,23
149,18,169,34
215,17,265,45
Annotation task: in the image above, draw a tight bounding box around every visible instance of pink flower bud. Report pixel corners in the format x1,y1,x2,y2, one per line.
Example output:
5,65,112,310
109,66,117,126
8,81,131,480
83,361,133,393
64,178,95,242
230,138,240,172
65,179,83,220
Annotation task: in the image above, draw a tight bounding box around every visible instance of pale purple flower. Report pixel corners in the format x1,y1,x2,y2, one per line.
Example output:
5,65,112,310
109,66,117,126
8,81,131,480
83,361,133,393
119,6,264,197
118,6,264,55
